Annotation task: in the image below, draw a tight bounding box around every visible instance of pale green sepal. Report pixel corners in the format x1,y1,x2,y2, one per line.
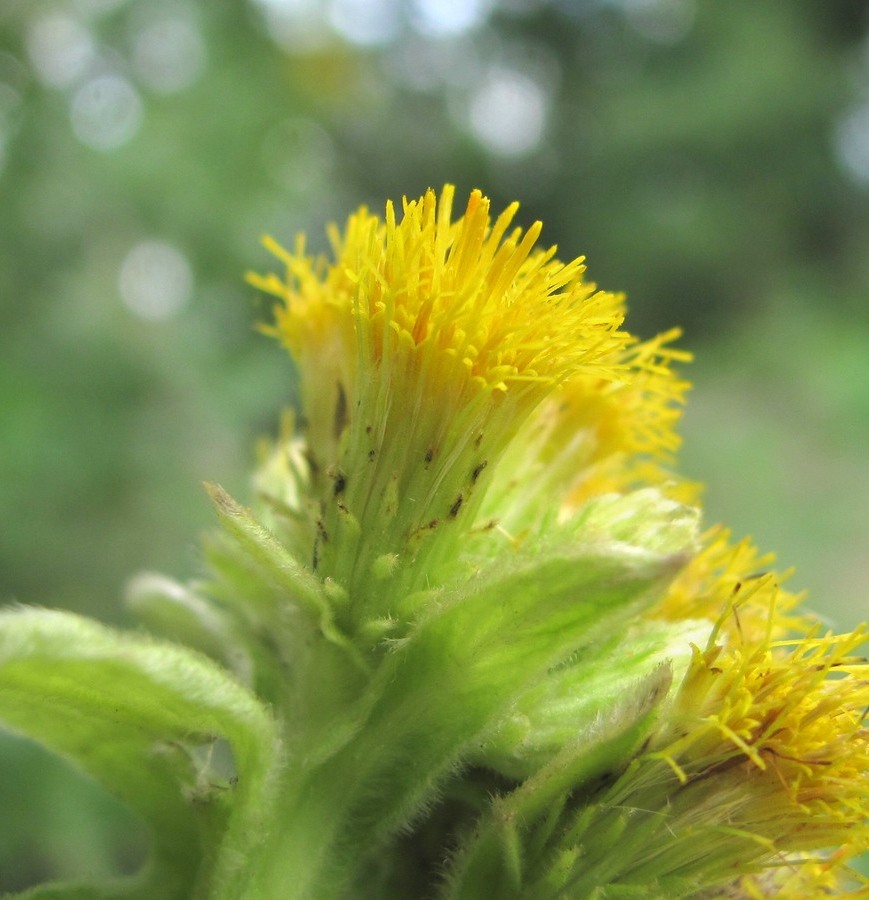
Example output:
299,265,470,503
0,608,282,900
205,482,326,620
566,488,699,558
441,666,672,900
469,487,698,576
476,617,711,779
205,483,370,675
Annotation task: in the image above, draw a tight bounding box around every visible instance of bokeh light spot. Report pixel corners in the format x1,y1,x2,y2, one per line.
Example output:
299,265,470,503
327,0,401,47
835,102,869,186
409,0,492,37
387,34,479,93
132,9,207,94
119,240,194,321
468,67,548,158
622,0,695,45
70,75,144,151
26,13,96,88
76,0,131,15
0,81,22,180
251,0,330,53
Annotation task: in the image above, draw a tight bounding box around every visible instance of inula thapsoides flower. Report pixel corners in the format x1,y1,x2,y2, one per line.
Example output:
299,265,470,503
0,186,865,899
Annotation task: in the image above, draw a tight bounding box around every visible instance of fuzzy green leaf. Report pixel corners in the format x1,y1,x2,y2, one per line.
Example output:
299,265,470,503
0,608,282,899
125,572,255,686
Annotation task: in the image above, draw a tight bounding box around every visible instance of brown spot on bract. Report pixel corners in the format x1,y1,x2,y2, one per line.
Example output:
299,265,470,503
333,382,348,440
303,448,320,476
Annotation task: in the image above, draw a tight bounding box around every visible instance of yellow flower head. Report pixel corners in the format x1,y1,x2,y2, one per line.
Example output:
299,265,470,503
249,186,693,607
250,186,631,459
554,605,868,894
626,594,869,893
641,528,868,889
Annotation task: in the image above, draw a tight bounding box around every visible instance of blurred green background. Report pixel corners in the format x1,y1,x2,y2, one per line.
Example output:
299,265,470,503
1,0,867,890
